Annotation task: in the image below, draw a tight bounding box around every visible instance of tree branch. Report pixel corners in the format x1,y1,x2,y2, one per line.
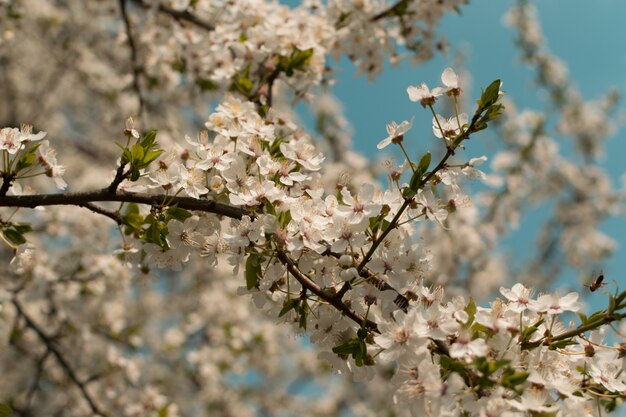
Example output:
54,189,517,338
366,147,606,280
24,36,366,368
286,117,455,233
108,163,129,193
371,0,410,22
276,250,379,332
545,312,626,345
119,0,145,118
0,188,251,220
131,0,215,31
12,297,108,417
78,202,123,224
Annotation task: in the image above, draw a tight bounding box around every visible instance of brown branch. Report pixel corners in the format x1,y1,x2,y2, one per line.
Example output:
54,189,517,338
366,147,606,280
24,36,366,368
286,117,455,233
545,312,626,345
355,146,455,275
108,163,129,193
21,350,51,413
0,188,250,220
78,202,123,225
371,0,410,22
355,102,489,276
276,250,379,332
131,0,215,31
12,297,108,417
0,172,15,196
119,0,145,118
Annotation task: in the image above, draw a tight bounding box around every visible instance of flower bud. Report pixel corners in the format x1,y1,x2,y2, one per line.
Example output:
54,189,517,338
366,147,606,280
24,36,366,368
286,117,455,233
339,267,358,281
338,254,353,268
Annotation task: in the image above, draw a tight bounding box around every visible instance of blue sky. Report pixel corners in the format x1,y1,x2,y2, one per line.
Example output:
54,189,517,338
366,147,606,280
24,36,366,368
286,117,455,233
316,0,626,298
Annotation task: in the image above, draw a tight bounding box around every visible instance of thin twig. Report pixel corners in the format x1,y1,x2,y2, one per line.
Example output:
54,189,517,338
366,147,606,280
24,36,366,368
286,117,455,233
119,0,145,118
12,297,108,416
131,0,215,31
276,251,379,332
21,350,51,413
371,0,410,22
78,202,123,224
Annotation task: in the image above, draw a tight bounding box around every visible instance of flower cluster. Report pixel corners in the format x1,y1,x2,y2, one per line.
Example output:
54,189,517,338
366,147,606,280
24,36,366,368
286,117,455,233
0,2,625,417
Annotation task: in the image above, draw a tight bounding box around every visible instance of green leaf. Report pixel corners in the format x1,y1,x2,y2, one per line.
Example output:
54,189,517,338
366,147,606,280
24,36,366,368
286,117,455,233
332,335,367,366
0,403,12,417
520,318,544,341
142,149,163,166
408,170,422,192
144,220,165,247
231,65,254,96
122,203,143,233
245,253,264,290
121,147,133,164
277,210,292,228
548,339,578,350
502,370,529,392
335,11,351,28
290,48,314,71
332,338,361,356
157,405,169,417
608,295,616,313
401,186,416,200
356,328,369,340
279,298,300,317
13,223,32,234
464,297,476,325
257,104,269,118
477,79,501,109
520,340,543,351
15,144,41,172
196,78,218,92
167,206,192,222
408,152,431,192
171,58,186,73
391,0,409,15
417,151,431,174
2,228,26,246
269,138,284,157
278,46,314,77
298,300,308,330
584,309,607,324
130,143,145,163
140,130,158,149
439,355,466,375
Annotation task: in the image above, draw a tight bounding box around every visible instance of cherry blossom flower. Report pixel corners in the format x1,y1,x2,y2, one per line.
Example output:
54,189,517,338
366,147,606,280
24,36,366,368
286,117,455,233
531,291,580,314
0,127,22,154
415,189,448,225
376,119,413,150
449,329,489,360
440,67,461,95
335,183,381,225
588,350,626,392
374,310,427,363
407,82,443,107
432,113,468,140
178,165,208,198
500,283,536,312
38,140,67,189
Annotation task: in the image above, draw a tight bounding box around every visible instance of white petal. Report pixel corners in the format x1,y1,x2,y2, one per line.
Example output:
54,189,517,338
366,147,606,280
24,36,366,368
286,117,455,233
441,67,458,88
407,84,428,101
377,138,392,149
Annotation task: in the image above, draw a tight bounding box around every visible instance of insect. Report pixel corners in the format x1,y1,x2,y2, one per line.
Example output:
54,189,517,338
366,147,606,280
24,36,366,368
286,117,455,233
585,271,606,292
